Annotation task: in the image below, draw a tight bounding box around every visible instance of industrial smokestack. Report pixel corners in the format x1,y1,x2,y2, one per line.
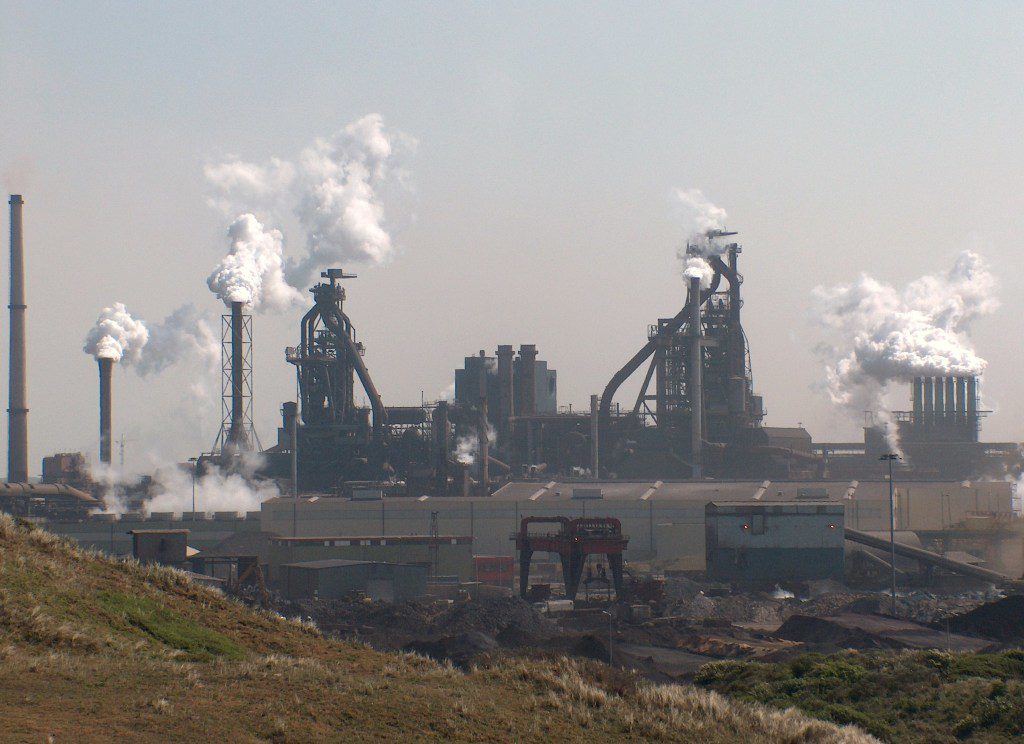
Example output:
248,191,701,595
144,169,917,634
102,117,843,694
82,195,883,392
227,300,246,449
496,344,514,444
912,377,924,424
98,358,113,464
923,376,934,425
933,375,945,419
518,344,537,462
7,195,27,483
478,351,489,497
590,394,599,479
944,377,955,423
955,376,967,421
689,275,703,479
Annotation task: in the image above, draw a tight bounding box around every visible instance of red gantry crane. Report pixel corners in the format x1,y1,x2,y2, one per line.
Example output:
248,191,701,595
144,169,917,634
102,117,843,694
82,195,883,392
512,516,628,601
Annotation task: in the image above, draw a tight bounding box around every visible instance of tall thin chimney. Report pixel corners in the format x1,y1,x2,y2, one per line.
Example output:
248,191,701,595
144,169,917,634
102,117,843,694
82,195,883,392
496,345,514,445
933,375,945,420
7,195,27,483
98,358,113,464
477,351,489,496
227,300,245,449
689,275,703,479
590,394,599,479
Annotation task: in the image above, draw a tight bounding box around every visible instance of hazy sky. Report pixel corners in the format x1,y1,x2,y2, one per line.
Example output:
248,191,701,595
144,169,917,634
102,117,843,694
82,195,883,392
1,2,1023,475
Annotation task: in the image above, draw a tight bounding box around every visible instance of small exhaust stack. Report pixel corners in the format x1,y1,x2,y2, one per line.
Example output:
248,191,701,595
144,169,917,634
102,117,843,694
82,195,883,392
944,377,955,423
7,195,27,483
933,375,945,420
912,377,924,424
689,275,703,479
955,376,967,421
923,376,934,425
98,358,113,464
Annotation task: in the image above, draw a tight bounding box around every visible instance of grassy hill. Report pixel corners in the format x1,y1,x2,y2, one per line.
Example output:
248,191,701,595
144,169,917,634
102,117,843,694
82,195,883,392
695,651,1024,743
0,514,873,743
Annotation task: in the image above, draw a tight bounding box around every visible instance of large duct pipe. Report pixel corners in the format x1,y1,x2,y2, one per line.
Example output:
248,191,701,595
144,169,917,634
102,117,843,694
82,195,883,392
912,377,924,424
7,195,27,483
689,276,703,479
228,300,245,448
923,377,934,425
496,344,514,445
933,375,945,419
98,358,113,465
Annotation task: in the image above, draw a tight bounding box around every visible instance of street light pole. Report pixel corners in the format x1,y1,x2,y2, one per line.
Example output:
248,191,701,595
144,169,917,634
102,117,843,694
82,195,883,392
879,453,900,615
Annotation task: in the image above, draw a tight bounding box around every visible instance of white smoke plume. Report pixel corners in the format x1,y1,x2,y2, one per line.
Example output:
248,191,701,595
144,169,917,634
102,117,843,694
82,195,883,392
813,250,998,450
673,188,729,288
84,302,220,375
83,303,149,363
145,461,279,516
138,304,220,376
205,113,415,297
454,424,497,466
206,213,303,312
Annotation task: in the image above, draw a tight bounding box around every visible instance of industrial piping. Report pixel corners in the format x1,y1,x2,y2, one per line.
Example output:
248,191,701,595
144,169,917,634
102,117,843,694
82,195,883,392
7,195,27,483
98,358,113,464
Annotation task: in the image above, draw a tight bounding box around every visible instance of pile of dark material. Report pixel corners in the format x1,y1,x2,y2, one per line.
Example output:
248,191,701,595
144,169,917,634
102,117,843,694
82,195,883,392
774,615,900,651
944,594,1024,643
278,595,566,666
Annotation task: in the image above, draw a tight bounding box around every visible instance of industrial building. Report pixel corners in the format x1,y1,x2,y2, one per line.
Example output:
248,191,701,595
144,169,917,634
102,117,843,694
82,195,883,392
704,502,846,583
278,559,429,602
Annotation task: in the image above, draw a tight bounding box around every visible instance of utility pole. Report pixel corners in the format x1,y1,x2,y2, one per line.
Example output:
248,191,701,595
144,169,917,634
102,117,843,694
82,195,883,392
879,453,900,616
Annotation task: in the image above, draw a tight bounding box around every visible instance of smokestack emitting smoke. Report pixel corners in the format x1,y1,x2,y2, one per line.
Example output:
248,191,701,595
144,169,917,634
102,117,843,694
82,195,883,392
98,358,112,464
8,195,27,483
227,301,247,449
674,188,729,288
205,113,414,296
813,250,998,450
206,214,302,312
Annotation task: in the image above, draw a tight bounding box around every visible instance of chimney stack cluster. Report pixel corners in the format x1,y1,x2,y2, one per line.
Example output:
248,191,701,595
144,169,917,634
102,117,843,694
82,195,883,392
912,375,977,424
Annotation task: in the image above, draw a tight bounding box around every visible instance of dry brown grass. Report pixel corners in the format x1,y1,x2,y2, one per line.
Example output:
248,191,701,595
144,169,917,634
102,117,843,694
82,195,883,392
0,515,876,742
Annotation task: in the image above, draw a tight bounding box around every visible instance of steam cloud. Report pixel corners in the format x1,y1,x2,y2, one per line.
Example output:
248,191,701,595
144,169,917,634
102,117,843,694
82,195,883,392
205,113,415,302
454,424,497,466
813,250,998,450
206,214,303,312
145,458,278,516
673,188,729,288
83,303,149,363
84,302,219,375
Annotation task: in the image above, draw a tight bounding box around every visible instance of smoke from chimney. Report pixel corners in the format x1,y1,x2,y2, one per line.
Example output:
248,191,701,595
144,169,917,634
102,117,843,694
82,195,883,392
205,113,415,295
673,188,729,288
206,213,302,312
813,250,998,450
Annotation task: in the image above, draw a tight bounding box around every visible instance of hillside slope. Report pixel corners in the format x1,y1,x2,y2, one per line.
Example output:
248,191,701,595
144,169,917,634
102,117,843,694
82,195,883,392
0,515,873,743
